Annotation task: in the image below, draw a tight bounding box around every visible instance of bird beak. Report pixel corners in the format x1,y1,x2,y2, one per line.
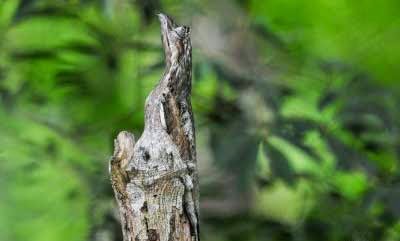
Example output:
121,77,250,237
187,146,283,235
157,13,173,33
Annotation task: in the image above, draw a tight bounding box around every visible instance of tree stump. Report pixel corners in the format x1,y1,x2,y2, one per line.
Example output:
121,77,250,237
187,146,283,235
109,13,199,241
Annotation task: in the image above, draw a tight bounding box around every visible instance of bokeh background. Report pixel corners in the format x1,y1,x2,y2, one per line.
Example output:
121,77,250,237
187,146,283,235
1,0,400,241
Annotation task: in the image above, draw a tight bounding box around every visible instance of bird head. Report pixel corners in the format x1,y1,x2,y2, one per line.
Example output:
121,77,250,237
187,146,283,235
157,13,191,67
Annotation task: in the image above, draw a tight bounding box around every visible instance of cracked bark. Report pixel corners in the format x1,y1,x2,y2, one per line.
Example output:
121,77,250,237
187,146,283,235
109,13,199,241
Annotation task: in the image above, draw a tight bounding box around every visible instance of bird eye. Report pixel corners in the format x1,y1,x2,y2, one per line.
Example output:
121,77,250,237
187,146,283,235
174,26,186,38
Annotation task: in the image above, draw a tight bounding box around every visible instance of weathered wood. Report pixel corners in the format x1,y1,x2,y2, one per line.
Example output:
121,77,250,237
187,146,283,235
110,13,199,241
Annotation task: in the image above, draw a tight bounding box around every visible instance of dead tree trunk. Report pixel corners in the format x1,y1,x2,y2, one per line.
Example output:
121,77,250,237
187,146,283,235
109,13,199,241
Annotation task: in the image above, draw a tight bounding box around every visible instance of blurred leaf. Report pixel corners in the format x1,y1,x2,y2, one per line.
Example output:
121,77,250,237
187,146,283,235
268,135,319,176
0,0,19,27
262,141,295,185
332,171,369,201
5,16,98,52
253,180,314,225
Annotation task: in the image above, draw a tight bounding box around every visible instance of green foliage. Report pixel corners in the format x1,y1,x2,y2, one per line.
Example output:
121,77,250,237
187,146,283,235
249,0,400,87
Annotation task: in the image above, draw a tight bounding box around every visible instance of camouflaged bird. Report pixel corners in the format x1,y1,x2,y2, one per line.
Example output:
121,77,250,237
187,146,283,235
110,13,199,241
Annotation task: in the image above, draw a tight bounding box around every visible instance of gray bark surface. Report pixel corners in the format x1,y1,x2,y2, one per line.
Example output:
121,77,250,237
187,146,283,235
109,13,199,241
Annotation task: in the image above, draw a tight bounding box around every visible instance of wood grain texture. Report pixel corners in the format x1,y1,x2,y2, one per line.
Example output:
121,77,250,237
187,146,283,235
110,13,199,241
